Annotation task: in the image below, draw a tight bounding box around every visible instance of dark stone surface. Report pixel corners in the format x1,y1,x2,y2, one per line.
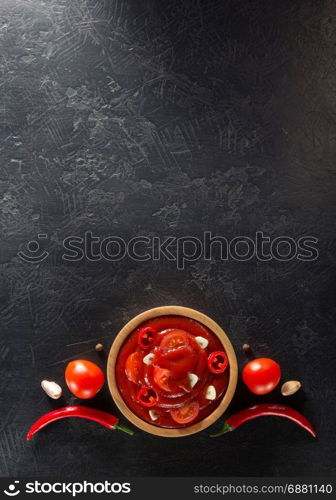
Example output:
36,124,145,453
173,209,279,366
0,0,335,477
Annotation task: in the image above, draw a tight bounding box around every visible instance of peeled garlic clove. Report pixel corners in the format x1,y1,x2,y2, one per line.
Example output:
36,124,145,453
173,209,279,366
41,380,62,399
205,385,217,400
281,380,301,396
195,336,209,349
188,372,199,388
143,353,154,365
149,409,158,421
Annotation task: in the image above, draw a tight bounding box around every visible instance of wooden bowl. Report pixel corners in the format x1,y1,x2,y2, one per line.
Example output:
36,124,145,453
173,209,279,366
107,306,238,437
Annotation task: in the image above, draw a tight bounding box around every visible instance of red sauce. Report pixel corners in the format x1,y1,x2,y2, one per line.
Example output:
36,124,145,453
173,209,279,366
115,315,229,428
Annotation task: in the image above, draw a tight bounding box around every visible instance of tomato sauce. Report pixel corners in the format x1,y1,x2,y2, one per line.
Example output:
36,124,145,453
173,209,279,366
115,315,229,428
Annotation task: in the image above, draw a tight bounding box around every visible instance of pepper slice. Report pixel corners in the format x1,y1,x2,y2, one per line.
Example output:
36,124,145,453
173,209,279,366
26,406,134,440
208,351,228,374
138,327,157,349
137,386,158,407
210,404,317,438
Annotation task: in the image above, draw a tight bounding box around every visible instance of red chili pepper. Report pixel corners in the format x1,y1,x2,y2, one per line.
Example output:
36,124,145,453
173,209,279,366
138,327,156,349
137,386,158,407
208,351,228,374
210,404,317,438
26,406,133,440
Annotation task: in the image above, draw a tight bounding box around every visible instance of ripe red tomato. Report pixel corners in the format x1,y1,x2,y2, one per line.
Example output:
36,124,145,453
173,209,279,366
170,401,199,424
125,352,143,384
65,360,104,399
242,357,281,395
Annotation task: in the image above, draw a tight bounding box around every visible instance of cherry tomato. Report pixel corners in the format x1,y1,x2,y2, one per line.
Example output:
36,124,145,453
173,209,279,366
207,351,228,374
138,327,156,349
170,401,199,424
125,352,143,384
65,360,104,399
160,330,189,349
242,357,281,395
137,386,158,407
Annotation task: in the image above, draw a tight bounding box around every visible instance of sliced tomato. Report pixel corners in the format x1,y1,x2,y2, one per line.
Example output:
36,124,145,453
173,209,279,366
160,330,189,349
125,352,142,384
153,366,174,392
170,400,199,424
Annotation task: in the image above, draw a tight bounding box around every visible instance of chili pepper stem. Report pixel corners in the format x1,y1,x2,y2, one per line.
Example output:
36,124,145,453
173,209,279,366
114,423,134,435
210,421,233,437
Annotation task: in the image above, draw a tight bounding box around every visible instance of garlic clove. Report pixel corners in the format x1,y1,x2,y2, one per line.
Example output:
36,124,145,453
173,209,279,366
41,380,62,400
143,353,154,365
281,380,301,396
195,336,209,349
188,373,199,388
149,409,159,421
205,385,217,400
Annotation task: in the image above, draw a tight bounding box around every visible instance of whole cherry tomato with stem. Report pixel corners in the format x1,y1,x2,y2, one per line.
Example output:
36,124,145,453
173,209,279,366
65,360,104,399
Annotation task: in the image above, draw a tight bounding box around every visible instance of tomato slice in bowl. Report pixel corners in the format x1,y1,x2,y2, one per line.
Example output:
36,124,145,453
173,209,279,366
153,366,175,392
160,330,189,349
170,400,200,424
125,352,143,384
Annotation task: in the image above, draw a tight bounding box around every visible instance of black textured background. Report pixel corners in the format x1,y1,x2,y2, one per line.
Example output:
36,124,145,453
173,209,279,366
1,0,336,477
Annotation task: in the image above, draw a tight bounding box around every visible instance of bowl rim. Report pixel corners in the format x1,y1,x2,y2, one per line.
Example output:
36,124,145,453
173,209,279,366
107,306,238,437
